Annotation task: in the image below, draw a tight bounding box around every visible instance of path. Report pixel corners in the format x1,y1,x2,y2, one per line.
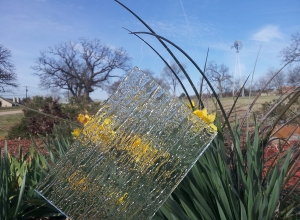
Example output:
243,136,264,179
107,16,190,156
0,110,23,116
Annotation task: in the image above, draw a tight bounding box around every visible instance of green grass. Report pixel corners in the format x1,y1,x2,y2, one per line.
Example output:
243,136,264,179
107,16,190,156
0,113,23,138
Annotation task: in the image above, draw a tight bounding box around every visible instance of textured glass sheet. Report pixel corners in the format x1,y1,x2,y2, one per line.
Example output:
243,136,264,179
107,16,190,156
35,67,217,220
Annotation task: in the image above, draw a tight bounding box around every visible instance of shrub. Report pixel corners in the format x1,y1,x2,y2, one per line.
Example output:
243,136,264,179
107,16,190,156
63,96,102,120
7,96,70,139
28,100,68,136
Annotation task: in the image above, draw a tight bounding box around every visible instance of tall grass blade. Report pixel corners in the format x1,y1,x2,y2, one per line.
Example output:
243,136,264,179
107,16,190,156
13,170,26,219
131,31,235,140
115,0,202,104
198,48,209,109
241,61,292,128
123,27,195,109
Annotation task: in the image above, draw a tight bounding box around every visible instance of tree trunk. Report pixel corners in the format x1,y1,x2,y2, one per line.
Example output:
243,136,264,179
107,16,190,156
83,90,90,102
218,80,223,98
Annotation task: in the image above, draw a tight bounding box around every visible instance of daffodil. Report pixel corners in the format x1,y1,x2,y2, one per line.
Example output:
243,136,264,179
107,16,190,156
133,138,141,147
77,114,85,123
104,118,111,125
68,171,88,191
77,114,91,124
76,113,168,170
72,128,81,137
117,192,128,205
76,177,86,186
193,108,217,131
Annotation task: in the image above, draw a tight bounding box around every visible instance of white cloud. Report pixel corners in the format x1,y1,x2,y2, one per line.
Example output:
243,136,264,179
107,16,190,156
252,25,282,42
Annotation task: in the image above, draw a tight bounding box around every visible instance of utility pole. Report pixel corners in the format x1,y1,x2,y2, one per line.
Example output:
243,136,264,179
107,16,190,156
25,86,28,99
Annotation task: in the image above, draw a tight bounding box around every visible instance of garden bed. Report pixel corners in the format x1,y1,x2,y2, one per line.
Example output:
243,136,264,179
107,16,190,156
1,124,299,189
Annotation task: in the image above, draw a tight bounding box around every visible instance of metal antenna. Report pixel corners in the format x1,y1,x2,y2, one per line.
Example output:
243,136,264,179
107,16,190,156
231,40,243,96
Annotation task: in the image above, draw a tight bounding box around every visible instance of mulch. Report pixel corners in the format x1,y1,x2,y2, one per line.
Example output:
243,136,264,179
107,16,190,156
264,141,300,190
0,139,49,156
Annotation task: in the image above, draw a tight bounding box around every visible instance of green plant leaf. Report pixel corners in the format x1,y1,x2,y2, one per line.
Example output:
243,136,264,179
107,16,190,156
216,200,227,220
13,170,27,219
266,180,280,219
240,200,247,220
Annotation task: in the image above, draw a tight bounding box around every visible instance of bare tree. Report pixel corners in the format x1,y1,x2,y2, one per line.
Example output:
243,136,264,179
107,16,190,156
161,62,185,96
152,77,171,91
0,45,18,92
222,79,234,97
106,79,123,95
143,69,171,91
254,75,273,95
267,68,286,95
280,32,300,64
32,38,131,101
286,65,300,86
105,69,170,95
206,61,232,98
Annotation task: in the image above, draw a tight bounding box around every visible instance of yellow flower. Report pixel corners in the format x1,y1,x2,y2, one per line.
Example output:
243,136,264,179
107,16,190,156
68,171,88,191
125,137,152,162
72,128,81,137
133,138,141,147
104,118,111,125
193,108,217,131
77,114,91,124
117,192,128,205
76,177,86,186
85,114,91,120
77,114,85,123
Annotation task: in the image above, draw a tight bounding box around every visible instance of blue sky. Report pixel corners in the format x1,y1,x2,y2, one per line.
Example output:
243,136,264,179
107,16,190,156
1,0,299,100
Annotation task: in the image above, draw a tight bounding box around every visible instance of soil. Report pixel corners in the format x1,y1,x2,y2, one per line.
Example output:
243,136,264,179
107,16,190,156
264,141,300,189
273,124,300,140
265,125,300,190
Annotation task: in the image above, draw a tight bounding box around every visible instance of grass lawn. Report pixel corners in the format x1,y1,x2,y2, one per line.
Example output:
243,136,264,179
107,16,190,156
0,113,23,139
191,95,279,113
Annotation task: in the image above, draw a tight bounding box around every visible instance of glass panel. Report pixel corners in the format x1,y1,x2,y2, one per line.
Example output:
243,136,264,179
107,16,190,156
35,67,216,220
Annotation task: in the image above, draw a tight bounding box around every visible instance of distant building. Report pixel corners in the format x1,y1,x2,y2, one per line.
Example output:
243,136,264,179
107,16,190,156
0,97,21,107
279,86,296,94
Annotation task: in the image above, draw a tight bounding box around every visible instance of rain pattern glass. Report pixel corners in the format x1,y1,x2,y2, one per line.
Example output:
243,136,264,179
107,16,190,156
35,67,217,220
